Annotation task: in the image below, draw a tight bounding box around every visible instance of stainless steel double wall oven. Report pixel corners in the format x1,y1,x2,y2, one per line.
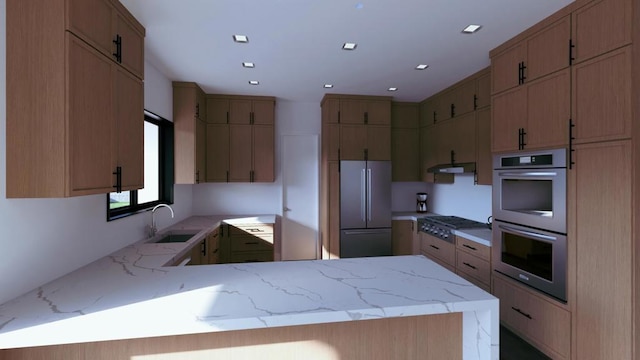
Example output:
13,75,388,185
492,148,567,302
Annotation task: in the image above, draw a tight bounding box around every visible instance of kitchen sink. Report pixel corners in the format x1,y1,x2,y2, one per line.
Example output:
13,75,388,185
149,231,199,244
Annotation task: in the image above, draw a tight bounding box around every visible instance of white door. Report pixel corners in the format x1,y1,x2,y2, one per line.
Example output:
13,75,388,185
281,134,319,260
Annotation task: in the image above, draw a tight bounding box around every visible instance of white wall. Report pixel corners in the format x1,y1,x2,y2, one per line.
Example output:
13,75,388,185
0,0,192,305
391,182,430,212
427,174,492,223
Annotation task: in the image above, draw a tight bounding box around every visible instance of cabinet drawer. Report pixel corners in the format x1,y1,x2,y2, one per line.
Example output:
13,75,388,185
229,223,274,238
456,270,491,293
229,250,273,263
420,234,455,266
493,275,570,359
456,236,490,261
230,235,274,252
456,250,491,285
421,251,455,273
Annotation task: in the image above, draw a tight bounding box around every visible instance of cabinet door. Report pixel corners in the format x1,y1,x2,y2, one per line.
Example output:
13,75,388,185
434,120,454,165
229,124,252,181
189,239,207,265
572,141,632,360
572,0,632,64
421,126,435,183
195,118,206,184
229,99,252,124
114,67,144,191
173,84,198,184
434,91,453,123
206,124,229,182
67,0,114,60
252,99,275,125
324,123,340,161
340,124,367,160
366,125,391,161
195,87,206,121
451,80,476,117
572,46,631,144
475,71,491,109
252,125,274,182
525,68,570,149
491,86,526,152
68,34,115,195
419,99,436,127
475,108,492,185
450,112,476,164
491,43,525,94
114,9,144,79
207,229,220,264
365,100,391,125
328,161,340,259
340,99,366,124
392,220,415,255
525,16,570,82
391,127,419,181
206,98,230,124
322,98,340,124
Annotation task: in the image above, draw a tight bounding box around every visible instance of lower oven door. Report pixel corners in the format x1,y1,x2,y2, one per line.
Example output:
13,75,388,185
492,221,567,302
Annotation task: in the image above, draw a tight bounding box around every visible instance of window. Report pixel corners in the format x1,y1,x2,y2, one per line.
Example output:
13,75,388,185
107,110,174,220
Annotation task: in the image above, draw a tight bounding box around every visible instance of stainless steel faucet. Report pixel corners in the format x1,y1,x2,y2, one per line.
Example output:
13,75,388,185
148,204,175,238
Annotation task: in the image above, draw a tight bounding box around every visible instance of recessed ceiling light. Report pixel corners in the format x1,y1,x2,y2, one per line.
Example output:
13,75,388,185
324,84,334,89
342,42,357,50
415,64,429,70
388,87,398,92
233,34,249,43
462,25,482,34
249,80,259,85
242,62,255,68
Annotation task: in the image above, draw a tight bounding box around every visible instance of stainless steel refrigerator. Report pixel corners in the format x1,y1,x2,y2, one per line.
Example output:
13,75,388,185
340,160,392,258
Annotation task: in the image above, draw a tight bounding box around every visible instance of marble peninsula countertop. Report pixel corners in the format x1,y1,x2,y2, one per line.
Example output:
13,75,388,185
0,215,498,359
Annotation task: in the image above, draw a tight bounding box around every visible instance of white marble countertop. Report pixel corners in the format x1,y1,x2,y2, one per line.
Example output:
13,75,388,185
0,216,498,359
454,228,493,247
391,211,435,220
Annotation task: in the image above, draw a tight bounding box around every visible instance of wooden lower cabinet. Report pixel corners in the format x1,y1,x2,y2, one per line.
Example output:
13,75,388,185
391,220,417,255
493,274,571,360
420,233,455,269
222,223,275,263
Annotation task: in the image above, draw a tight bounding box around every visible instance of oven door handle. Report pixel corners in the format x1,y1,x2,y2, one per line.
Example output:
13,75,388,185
497,171,558,177
498,224,557,241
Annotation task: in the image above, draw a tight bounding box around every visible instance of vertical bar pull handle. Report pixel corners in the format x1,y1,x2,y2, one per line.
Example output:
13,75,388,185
361,169,366,222
112,166,122,193
367,168,372,222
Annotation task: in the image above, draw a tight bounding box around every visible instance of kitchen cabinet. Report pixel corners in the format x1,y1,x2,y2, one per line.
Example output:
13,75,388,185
493,274,571,360
420,233,455,271
222,223,275,263
67,0,144,79
455,235,491,291
570,141,632,360
391,102,420,181
392,220,418,256
339,98,391,125
491,15,571,95
571,46,632,144
475,70,491,109
173,82,207,184
189,238,208,266
419,123,454,184
491,68,570,152
419,98,436,128
337,96,392,161
322,98,341,162
436,80,476,122
206,227,221,264
571,0,631,65
475,107,492,185
6,1,145,198
205,95,276,183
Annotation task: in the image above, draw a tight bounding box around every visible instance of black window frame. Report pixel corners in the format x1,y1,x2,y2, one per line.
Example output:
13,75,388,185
107,110,174,221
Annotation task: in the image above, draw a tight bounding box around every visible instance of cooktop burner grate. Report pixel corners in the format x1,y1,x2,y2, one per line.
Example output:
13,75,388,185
425,216,488,229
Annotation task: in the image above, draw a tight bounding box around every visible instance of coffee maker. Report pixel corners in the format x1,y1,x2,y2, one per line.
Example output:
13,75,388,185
416,192,428,213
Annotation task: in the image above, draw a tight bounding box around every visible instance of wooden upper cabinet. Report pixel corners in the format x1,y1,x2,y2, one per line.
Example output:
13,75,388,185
252,100,276,125
391,103,420,181
491,86,526,153
367,125,391,161
475,108,491,185
572,0,632,65
173,82,207,184
253,125,275,182
339,99,365,124
525,68,570,149
366,100,391,125
67,0,145,79
450,80,476,117
340,124,367,160
114,66,144,191
229,124,253,182
229,99,253,124
339,98,391,125
572,46,631,144
322,98,340,124
475,70,491,109
206,124,230,182
525,15,571,82
207,98,230,124
491,43,525,94
195,86,206,121
419,99,436,127
450,112,476,164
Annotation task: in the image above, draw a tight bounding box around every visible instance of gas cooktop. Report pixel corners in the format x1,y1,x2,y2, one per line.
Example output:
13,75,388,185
418,216,488,243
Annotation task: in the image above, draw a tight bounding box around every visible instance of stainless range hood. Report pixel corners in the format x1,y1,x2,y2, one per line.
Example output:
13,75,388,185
427,162,476,174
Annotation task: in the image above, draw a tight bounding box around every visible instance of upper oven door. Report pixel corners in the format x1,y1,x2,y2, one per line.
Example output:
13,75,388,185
493,165,567,234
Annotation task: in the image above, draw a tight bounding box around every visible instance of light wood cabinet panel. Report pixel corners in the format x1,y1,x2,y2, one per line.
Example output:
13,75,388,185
229,99,252,124
525,15,571,82
451,80,476,117
572,141,632,360
391,127,419,181
525,68,570,149
456,270,491,293
419,99,436,127
340,124,367,160
205,124,229,182
392,220,416,255
420,233,455,267
114,5,145,79
229,124,252,182
367,125,391,161
366,100,392,125
340,99,391,125
253,125,275,182
456,250,490,286
434,90,453,123
206,228,220,264
68,35,115,194
322,98,340,124
173,82,207,184
339,99,366,124
456,235,490,261
189,239,207,266
67,0,114,58
491,43,525,94
475,108,492,185
252,99,276,125
475,71,491,109
206,97,230,124
324,123,340,161
572,0,632,64
328,161,340,259
450,112,476,164
391,102,419,128
572,46,632,144
491,86,526,152
420,126,434,183
114,67,144,191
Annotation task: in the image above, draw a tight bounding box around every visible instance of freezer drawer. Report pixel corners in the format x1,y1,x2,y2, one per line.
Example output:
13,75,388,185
340,228,392,258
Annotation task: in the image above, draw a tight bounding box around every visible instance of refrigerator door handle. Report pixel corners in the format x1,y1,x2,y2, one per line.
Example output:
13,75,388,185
367,168,372,221
361,169,366,222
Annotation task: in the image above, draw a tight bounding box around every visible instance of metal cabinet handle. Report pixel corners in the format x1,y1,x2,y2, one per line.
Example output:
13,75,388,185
463,244,477,251
429,244,440,250
511,307,532,320
463,262,477,270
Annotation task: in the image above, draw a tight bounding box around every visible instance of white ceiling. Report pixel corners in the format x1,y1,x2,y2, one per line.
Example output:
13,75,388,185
119,0,574,103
